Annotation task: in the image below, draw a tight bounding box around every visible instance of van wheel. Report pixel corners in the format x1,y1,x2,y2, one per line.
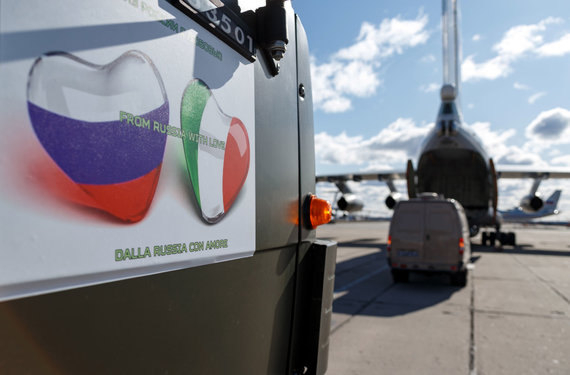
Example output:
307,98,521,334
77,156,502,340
391,269,409,283
482,232,488,246
450,270,467,287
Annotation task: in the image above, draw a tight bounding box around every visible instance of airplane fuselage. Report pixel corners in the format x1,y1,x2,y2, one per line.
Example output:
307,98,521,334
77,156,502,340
414,86,497,231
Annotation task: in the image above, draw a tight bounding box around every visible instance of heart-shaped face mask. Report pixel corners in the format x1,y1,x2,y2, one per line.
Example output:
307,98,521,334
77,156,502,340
181,79,250,223
27,51,168,222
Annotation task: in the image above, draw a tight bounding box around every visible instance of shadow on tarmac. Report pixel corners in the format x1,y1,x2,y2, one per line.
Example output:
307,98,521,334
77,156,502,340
332,240,465,318
332,238,570,319
472,245,570,257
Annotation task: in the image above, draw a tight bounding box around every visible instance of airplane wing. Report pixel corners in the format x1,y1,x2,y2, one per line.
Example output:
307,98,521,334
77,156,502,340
316,166,570,186
317,165,570,181
495,166,570,179
316,171,407,211
316,163,570,213
316,171,406,183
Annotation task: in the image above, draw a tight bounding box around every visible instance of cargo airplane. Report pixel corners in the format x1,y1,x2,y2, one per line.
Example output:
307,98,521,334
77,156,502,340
316,0,570,246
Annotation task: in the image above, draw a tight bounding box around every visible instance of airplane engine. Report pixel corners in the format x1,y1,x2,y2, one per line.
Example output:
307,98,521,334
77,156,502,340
385,192,402,209
337,194,364,212
520,194,543,212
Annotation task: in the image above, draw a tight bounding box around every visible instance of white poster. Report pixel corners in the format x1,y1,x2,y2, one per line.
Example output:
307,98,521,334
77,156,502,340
0,0,256,301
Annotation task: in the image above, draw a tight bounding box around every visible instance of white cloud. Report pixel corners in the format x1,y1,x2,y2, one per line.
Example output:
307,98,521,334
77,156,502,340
469,109,570,166
495,146,546,166
472,34,481,42
315,115,567,171
467,121,515,152
465,121,549,166
335,15,430,61
528,92,546,104
320,96,352,114
315,118,431,167
419,82,440,93
535,33,570,57
494,18,560,57
315,131,366,165
311,60,377,113
462,55,511,81
551,155,570,166
513,82,529,90
462,17,564,82
525,107,570,144
367,118,430,152
311,13,430,113
333,61,380,97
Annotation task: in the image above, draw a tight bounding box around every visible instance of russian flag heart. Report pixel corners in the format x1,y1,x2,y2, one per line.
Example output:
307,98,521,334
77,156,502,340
27,51,168,222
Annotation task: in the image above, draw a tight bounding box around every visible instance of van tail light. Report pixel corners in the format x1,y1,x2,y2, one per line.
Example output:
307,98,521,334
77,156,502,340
387,235,392,253
459,237,465,255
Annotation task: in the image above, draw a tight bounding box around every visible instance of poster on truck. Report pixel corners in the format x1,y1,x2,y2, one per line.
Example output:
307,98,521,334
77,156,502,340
0,0,256,301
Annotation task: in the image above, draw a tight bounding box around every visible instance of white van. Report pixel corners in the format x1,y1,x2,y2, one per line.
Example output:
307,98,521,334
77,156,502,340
387,194,471,286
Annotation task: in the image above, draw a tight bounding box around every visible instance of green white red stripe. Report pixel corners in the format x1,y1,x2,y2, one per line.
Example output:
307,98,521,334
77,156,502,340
181,79,250,223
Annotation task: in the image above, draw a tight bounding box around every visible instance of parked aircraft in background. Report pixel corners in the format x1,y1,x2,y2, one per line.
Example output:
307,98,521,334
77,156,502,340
500,190,562,222
316,0,570,247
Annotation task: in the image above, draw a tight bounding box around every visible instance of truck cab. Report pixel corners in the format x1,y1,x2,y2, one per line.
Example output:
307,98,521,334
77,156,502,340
0,1,336,374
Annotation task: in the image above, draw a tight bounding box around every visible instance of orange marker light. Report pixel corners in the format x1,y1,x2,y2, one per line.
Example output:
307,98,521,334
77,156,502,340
459,237,465,255
387,235,392,253
308,195,332,229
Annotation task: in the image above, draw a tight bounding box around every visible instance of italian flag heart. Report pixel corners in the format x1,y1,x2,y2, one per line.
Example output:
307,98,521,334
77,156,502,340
181,79,250,223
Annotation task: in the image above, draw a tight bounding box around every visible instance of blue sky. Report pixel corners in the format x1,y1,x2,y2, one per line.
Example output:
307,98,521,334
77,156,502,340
288,0,570,219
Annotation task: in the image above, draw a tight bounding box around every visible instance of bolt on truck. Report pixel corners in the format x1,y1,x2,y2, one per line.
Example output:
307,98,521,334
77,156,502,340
0,1,336,374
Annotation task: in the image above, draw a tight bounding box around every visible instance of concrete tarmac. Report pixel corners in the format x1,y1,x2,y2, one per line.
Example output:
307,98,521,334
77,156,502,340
318,221,570,375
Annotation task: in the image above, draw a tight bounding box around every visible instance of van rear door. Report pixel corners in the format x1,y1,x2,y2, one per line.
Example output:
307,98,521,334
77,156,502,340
423,202,459,264
391,202,424,261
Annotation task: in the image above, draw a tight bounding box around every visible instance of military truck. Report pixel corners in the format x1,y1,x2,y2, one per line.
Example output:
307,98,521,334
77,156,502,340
0,1,336,374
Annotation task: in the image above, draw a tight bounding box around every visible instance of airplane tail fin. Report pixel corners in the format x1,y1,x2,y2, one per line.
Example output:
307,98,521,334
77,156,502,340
544,190,562,209
442,0,461,93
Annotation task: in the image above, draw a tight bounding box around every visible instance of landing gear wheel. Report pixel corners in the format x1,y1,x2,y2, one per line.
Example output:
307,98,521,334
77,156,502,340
450,270,467,287
507,232,516,246
489,232,496,247
391,269,409,283
498,232,507,246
